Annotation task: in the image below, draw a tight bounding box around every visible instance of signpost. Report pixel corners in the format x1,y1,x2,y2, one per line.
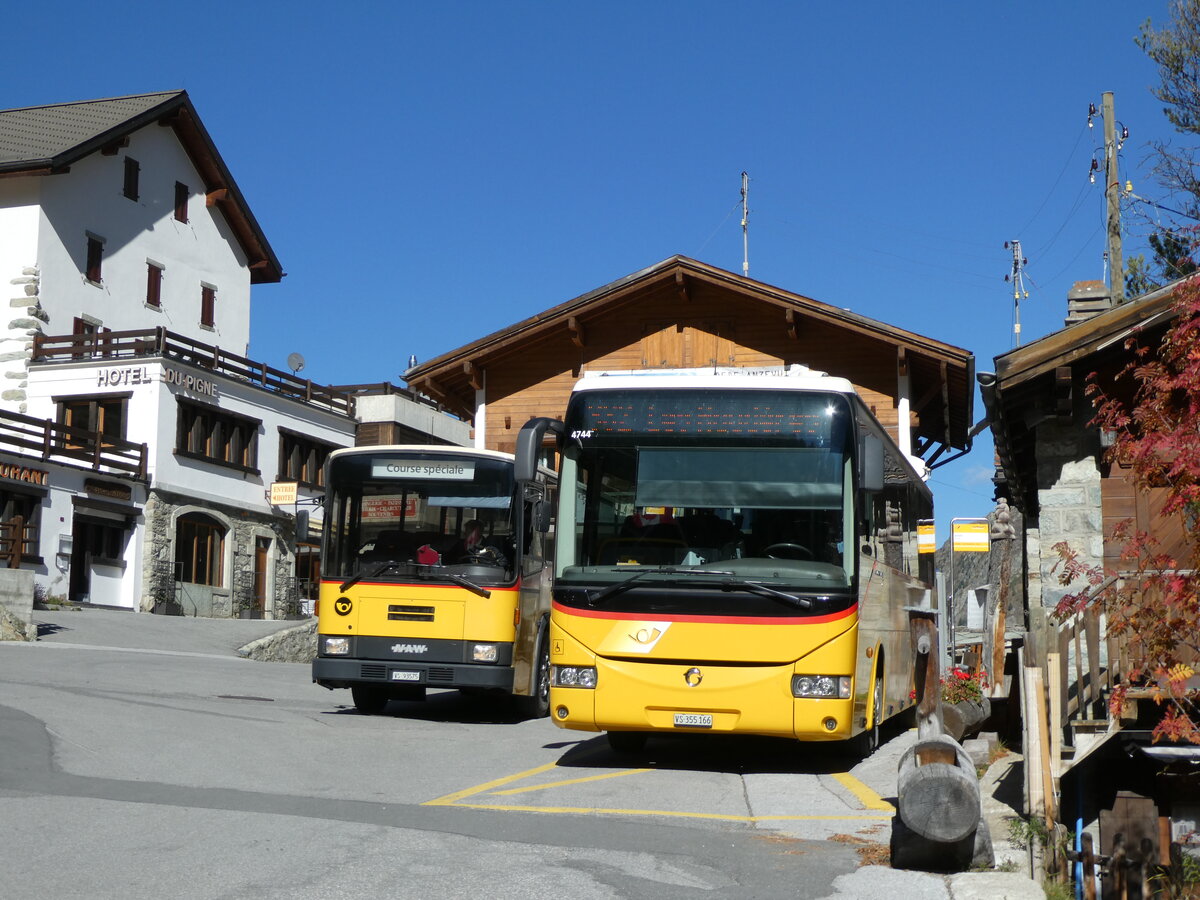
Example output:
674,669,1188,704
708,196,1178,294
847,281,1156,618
269,481,298,506
949,518,989,662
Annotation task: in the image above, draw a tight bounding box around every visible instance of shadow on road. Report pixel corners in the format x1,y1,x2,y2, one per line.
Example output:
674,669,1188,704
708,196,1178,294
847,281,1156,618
547,713,913,775
318,688,540,726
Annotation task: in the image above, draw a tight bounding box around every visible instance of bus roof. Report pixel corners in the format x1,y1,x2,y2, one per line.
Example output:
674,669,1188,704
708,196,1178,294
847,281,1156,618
327,445,515,464
571,365,857,395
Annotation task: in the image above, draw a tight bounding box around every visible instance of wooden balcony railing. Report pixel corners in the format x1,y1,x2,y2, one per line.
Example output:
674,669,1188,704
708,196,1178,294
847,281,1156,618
0,408,148,481
31,327,355,417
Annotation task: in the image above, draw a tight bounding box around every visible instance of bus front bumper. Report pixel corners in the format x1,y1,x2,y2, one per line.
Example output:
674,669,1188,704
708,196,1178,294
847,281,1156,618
312,657,515,692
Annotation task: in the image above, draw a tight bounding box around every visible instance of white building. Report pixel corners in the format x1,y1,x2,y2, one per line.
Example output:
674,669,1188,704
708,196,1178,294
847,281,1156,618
0,91,466,617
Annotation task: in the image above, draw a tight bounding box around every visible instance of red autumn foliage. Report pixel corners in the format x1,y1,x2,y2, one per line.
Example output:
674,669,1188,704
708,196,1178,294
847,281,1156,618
1053,270,1200,744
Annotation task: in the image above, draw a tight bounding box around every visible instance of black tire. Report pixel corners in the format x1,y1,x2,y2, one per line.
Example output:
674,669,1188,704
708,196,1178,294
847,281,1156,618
856,676,883,757
606,731,648,755
515,627,551,719
351,685,389,715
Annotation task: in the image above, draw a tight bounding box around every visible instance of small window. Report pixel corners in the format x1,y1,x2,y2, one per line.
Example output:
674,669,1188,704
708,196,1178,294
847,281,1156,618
174,182,189,223
176,513,225,586
123,158,140,201
200,285,216,327
57,394,129,450
176,399,259,472
85,236,104,284
278,430,336,488
146,263,163,308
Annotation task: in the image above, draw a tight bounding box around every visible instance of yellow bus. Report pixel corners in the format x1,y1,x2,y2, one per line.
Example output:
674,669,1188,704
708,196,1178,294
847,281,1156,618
313,446,554,717
515,367,933,753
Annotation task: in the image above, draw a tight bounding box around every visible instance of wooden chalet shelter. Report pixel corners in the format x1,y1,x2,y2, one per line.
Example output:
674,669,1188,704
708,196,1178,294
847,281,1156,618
984,276,1200,890
404,256,975,470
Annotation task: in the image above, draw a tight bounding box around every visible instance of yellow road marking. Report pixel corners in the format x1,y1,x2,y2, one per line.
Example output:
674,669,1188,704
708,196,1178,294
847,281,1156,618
425,763,893,823
435,801,891,822
422,762,558,806
490,768,652,796
831,772,894,811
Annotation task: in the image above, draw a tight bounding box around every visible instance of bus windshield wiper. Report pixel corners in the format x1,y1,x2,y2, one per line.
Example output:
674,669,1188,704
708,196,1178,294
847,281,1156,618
590,567,734,605
420,567,492,599
340,561,407,592
719,578,812,610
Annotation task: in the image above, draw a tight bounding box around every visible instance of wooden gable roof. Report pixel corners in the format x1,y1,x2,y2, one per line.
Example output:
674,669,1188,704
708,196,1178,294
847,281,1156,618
406,256,975,462
0,91,282,284
988,276,1192,513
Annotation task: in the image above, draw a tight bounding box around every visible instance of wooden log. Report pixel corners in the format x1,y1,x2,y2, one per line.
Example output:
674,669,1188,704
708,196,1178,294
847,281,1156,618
897,737,982,843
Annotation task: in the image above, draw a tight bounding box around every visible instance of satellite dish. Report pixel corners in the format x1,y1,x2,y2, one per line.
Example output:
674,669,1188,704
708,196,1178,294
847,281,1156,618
287,352,305,375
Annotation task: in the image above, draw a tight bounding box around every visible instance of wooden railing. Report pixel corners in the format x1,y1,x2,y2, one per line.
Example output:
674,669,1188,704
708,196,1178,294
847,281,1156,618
0,408,148,481
31,328,355,417
1026,595,1129,766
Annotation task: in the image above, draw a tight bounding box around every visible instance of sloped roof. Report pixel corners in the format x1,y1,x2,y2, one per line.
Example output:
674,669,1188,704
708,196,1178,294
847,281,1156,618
406,255,976,454
0,91,282,284
987,275,1196,513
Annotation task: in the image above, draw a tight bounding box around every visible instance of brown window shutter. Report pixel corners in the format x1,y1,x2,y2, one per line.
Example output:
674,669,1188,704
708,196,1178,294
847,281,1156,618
175,182,189,223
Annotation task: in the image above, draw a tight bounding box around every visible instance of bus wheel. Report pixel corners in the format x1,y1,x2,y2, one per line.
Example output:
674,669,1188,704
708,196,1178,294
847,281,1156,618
516,630,551,719
856,676,883,756
351,685,389,715
606,731,648,755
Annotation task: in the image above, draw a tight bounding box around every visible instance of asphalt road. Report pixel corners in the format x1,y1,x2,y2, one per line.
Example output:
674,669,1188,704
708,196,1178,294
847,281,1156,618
0,608,917,899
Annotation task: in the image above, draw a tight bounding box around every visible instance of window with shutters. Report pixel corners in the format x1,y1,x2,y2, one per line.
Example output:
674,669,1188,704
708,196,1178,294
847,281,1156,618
176,398,259,473
123,158,140,201
200,284,216,328
146,263,163,308
174,181,189,222
85,235,104,284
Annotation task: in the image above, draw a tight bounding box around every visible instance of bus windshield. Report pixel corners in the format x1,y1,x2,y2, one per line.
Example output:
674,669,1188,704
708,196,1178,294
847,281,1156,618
324,451,517,582
554,388,857,608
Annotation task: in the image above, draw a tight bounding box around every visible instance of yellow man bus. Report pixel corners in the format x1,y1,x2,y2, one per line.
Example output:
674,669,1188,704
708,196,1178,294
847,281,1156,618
313,446,553,717
515,367,933,753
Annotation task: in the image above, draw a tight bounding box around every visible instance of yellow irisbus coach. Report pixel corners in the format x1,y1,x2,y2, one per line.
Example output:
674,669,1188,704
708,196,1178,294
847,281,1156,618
313,446,554,717
515,367,934,753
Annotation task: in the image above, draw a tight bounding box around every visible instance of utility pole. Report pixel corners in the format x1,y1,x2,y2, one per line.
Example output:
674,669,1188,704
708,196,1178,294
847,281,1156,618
1103,91,1125,304
1005,240,1029,347
741,171,750,277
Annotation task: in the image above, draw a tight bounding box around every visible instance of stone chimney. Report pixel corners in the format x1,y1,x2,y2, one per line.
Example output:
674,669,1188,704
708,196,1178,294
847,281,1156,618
1065,280,1113,327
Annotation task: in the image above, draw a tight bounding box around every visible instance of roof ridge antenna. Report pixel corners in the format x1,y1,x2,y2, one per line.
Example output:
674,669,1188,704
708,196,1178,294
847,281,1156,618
740,171,750,277
1004,240,1029,347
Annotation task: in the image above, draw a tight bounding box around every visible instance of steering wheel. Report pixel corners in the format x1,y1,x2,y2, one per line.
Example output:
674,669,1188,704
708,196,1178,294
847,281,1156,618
763,542,814,560
461,545,505,566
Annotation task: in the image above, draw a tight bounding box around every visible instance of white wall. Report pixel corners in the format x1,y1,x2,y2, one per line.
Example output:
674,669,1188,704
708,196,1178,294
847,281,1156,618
34,123,252,352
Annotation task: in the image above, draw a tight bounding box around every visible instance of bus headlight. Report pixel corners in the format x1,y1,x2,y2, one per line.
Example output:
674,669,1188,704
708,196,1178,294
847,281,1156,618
792,675,852,699
552,665,597,688
473,643,499,663
323,637,350,656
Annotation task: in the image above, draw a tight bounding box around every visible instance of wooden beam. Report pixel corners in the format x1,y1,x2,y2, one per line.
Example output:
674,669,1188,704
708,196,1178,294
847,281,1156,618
897,345,908,377
675,271,690,303
941,360,951,445
567,316,586,348
463,360,482,391
785,308,799,340
206,187,228,207
100,137,129,156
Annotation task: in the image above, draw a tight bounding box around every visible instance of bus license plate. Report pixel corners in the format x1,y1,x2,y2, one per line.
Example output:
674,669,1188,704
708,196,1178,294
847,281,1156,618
390,670,420,682
674,713,713,728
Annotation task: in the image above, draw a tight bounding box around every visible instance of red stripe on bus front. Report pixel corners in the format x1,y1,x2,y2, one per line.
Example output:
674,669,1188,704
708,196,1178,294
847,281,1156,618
551,600,857,626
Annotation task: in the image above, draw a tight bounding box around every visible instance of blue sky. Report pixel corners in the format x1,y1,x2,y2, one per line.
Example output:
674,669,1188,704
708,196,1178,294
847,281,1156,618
3,1,1184,540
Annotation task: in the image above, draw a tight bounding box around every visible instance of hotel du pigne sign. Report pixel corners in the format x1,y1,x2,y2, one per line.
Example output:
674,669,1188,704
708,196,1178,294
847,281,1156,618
96,365,217,398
